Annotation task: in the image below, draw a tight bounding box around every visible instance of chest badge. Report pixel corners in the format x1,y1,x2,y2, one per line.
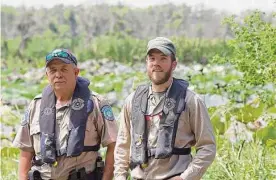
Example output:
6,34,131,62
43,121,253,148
44,107,53,115
72,98,85,110
164,98,176,111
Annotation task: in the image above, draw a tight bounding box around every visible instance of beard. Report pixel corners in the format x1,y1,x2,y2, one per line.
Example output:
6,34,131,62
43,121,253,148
147,66,173,85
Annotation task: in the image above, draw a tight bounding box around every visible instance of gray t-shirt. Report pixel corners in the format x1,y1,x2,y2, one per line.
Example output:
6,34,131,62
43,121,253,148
146,91,166,148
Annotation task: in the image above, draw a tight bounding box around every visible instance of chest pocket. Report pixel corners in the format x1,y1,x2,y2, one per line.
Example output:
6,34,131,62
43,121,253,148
30,122,41,154
84,114,100,146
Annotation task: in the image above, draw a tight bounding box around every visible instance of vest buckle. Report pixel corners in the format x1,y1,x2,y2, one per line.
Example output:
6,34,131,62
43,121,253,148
141,163,148,169
53,161,58,167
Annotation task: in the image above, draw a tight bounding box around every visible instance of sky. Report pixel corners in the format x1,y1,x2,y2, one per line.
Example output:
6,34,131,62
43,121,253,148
1,0,275,13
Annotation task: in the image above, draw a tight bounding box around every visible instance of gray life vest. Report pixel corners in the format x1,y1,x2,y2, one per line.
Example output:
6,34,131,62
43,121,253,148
39,77,99,165
130,78,191,167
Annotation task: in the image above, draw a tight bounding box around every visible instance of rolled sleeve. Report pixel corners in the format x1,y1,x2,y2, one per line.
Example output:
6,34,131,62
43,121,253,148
93,95,118,147
13,104,35,152
181,93,216,180
13,124,34,152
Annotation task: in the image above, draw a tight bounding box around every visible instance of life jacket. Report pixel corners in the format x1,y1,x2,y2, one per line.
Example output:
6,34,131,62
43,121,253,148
130,78,191,167
38,77,99,165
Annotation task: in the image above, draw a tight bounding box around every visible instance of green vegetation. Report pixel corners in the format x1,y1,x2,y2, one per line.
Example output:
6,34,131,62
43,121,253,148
1,33,230,65
213,11,276,106
204,137,276,180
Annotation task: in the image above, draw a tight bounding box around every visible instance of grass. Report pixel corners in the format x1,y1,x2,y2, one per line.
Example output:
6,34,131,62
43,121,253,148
0,147,19,180
1,137,275,180
203,136,276,180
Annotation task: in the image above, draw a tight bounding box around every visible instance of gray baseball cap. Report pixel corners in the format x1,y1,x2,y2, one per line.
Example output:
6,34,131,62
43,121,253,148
147,37,176,56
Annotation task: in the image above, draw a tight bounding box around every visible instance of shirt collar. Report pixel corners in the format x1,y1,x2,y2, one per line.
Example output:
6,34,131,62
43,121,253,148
56,98,72,109
148,78,174,98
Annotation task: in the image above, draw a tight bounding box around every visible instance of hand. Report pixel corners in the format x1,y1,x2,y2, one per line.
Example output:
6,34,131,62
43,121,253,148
169,176,183,180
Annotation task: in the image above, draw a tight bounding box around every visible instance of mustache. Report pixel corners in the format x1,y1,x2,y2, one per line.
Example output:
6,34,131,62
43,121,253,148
152,66,163,72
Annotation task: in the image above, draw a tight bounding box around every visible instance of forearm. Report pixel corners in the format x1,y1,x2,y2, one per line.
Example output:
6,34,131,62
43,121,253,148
181,144,216,180
114,98,132,180
181,93,216,179
18,150,34,180
114,126,131,180
114,135,130,180
103,143,115,180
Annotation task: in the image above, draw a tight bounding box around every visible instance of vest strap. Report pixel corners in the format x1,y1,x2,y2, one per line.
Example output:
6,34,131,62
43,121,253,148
147,147,191,157
172,147,191,155
56,144,101,157
83,144,101,152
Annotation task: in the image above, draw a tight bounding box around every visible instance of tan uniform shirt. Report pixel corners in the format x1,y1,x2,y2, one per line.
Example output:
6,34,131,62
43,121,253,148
114,84,216,180
13,93,118,180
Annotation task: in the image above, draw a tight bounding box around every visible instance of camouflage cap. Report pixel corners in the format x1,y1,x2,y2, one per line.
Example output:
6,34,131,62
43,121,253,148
147,37,176,56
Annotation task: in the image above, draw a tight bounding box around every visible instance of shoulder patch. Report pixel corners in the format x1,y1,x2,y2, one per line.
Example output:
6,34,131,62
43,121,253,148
21,109,29,126
101,105,115,121
92,93,105,103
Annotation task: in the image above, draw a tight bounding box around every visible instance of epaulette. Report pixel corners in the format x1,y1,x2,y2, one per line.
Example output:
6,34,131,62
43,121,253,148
91,91,100,97
34,94,42,100
91,91,102,101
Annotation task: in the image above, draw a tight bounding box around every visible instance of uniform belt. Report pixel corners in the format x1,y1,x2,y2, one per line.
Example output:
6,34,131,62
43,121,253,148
147,147,191,157
68,168,96,180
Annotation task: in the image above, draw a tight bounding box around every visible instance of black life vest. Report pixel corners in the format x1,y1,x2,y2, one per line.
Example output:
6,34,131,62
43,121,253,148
130,78,191,167
39,77,99,164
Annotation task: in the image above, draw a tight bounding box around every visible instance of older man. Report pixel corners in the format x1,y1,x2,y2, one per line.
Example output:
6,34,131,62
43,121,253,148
13,49,118,180
114,37,216,180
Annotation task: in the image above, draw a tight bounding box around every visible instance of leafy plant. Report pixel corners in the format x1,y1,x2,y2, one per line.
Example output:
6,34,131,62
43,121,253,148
213,11,276,106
